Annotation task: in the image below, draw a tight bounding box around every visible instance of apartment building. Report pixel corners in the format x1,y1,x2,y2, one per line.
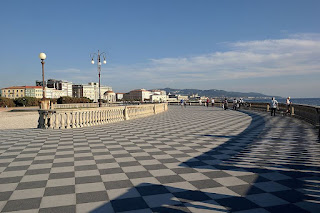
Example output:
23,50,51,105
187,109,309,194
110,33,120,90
1,86,26,99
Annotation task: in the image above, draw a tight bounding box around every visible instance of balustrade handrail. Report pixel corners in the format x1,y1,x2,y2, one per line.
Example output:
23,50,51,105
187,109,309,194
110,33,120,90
38,103,168,129
244,102,320,128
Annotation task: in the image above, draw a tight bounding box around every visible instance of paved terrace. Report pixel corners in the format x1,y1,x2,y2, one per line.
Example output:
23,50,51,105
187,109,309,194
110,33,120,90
0,106,319,213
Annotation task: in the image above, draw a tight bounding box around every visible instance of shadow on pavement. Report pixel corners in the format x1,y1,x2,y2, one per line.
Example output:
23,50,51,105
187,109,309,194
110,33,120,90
91,110,320,212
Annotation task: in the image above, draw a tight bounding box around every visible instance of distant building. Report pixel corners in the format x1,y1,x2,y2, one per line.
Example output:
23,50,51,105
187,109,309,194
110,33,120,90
36,79,73,98
116,93,125,101
1,86,26,99
123,89,152,101
104,91,116,103
72,82,112,102
25,86,43,98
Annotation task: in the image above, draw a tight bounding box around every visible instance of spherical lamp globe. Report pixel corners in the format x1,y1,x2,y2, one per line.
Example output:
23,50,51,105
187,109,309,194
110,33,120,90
39,53,47,60
103,60,107,64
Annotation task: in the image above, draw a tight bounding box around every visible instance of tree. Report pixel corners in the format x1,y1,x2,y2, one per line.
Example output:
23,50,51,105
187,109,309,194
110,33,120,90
0,97,15,107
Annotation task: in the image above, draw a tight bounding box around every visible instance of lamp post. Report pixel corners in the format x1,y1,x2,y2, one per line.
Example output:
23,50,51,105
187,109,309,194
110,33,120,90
39,52,46,100
90,50,107,107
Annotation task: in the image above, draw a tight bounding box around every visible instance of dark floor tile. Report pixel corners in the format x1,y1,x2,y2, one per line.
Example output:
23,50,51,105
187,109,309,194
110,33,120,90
277,179,305,189
4,165,29,172
25,168,51,175
49,172,75,179
95,159,116,164
271,190,306,203
266,204,309,213
152,205,191,213
111,197,148,212
0,176,22,184
202,171,230,178
99,168,123,175
171,168,198,174
75,164,97,171
16,180,47,190
156,175,186,184
237,174,269,184
158,158,180,163
228,184,265,196
126,171,153,179
0,191,13,201
173,190,211,202
76,191,108,204
44,185,75,196
52,162,74,168
76,176,102,184
144,164,168,170
136,184,170,196
39,205,76,213
190,179,222,189
32,159,54,164
215,197,259,211
2,198,41,212
104,180,133,190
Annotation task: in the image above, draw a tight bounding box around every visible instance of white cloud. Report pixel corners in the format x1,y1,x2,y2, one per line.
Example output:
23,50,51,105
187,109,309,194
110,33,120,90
107,33,320,85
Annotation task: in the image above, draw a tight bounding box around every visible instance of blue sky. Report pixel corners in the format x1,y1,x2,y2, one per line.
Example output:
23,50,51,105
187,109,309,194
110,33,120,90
0,0,319,97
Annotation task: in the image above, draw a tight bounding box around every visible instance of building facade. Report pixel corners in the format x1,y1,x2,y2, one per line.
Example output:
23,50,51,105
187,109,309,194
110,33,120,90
1,86,26,99
72,82,112,102
104,91,116,103
25,86,43,98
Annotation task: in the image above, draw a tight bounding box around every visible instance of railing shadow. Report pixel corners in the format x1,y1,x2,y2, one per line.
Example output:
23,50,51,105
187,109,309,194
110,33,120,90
91,110,320,212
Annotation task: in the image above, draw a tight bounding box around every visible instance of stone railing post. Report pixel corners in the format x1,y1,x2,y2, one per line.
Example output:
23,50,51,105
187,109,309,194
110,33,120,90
291,106,294,115
267,104,270,112
154,104,156,114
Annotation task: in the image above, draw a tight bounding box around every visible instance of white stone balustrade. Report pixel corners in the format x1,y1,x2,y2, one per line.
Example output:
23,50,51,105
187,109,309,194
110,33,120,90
38,103,168,129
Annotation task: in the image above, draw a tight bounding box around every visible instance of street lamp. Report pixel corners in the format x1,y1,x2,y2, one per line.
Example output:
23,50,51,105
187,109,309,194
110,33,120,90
90,50,107,107
39,52,46,100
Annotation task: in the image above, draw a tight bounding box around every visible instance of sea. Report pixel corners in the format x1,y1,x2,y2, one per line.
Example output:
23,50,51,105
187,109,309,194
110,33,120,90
244,98,320,107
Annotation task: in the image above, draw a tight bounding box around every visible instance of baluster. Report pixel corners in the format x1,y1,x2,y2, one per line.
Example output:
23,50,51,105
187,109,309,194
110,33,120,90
79,111,83,127
65,112,70,129
54,113,59,129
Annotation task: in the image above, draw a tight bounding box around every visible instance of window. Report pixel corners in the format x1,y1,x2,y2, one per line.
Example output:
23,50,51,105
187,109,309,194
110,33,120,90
8,90,10,92
17,90,18,92
21,90,23,92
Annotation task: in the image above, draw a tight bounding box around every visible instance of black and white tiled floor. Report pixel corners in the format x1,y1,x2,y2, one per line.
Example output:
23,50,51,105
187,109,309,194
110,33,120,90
0,106,319,212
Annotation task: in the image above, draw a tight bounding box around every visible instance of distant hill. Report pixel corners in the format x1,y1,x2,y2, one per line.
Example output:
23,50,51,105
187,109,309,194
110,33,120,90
154,88,279,98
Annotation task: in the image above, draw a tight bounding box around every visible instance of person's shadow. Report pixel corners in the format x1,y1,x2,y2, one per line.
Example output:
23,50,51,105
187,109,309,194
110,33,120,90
92,110,320,212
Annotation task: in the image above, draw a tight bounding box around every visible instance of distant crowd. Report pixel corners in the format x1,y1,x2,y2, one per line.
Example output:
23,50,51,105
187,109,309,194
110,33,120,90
179,96,293,116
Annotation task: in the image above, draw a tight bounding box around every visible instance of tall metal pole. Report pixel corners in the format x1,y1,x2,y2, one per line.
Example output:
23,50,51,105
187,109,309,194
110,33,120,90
98,50,101,107
41,59,45,99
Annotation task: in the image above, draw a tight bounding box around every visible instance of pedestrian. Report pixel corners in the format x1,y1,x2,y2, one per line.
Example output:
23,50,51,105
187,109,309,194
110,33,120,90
224,98,228,110
206,98,209,108
211,98,215,107
286,97,291,115
233,98,238,110
270,97,278,116
199,99,202,106
180,99,184,108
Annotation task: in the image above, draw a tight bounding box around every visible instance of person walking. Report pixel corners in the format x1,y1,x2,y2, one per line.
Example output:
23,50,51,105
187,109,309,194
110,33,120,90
206,98,210,108
224,98,228,110
211,98,215,107
286,97,292,115
270,97,278,116
180,99,184,108
233,98,238,110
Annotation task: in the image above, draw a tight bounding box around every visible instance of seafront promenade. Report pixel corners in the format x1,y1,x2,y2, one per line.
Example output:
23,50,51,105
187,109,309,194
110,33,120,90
0,106,319,212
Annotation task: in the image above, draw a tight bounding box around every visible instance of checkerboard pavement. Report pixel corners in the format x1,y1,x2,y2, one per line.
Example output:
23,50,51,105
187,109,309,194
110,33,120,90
0,105,319,212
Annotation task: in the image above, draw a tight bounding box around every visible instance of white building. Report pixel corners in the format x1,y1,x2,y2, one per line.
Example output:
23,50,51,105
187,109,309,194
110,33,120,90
104,91,116,103
73,82,112,102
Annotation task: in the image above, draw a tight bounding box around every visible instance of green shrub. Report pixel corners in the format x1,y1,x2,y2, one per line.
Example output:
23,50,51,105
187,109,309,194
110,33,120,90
0,97,15,107
14,97,41,107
